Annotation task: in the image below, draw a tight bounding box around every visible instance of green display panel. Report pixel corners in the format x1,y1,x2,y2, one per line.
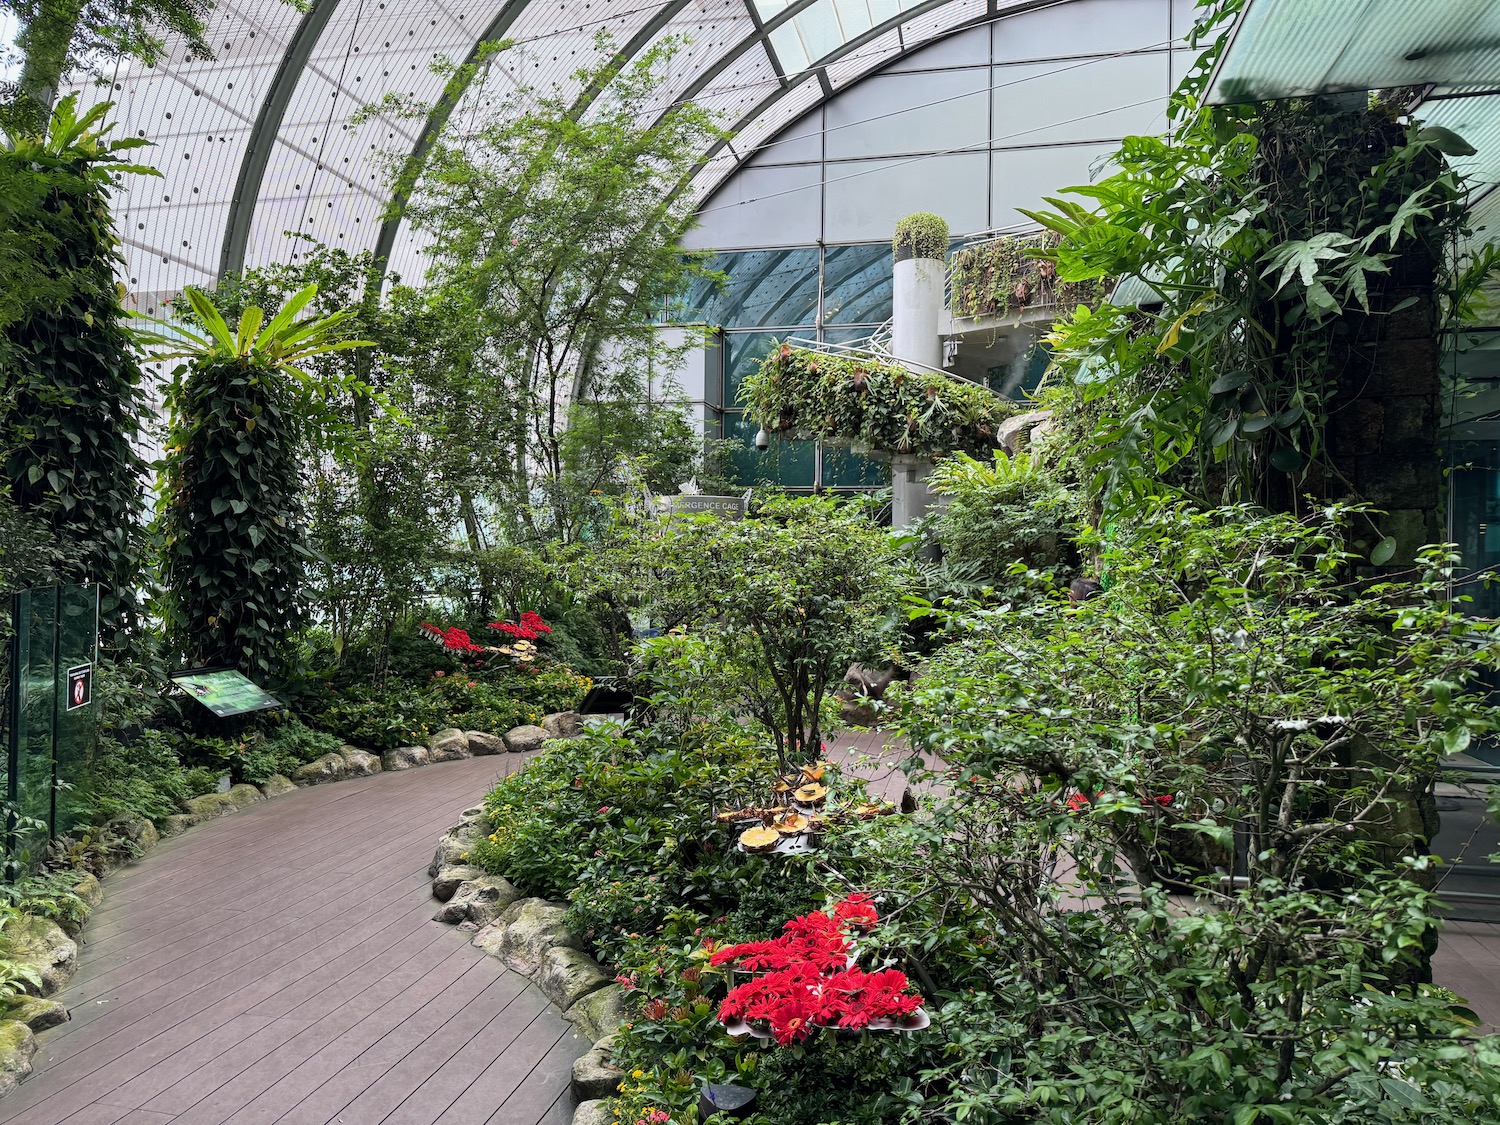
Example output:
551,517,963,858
6,584,99,861
169,668,283,718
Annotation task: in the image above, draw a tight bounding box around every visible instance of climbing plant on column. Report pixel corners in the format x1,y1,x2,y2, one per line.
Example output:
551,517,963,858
0,94,152,652
144,284,370,684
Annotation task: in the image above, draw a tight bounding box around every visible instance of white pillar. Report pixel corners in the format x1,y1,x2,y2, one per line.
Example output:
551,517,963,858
891,257,944,373
889,254,944,527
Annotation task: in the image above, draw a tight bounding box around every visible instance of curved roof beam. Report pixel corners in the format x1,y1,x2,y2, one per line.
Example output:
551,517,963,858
218,0,343,282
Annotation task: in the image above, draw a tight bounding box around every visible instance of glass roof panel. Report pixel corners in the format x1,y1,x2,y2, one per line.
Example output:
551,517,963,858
1414,93,1500,193
825,27,903,88
61,0,1081,301
1206,0,1500,104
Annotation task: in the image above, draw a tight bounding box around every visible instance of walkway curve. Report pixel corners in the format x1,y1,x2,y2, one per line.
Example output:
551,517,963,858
0,753,585,1125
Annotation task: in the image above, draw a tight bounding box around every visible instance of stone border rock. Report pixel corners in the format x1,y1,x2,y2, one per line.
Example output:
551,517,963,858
0,710,590,1100
428,783,628,1123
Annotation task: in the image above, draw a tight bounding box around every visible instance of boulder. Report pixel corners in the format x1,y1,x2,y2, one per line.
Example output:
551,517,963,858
3,996,68,1031
0,1021,36,1099
432,864,485,902
259,774,297,798
837,693,878,727
428,728,471,762
339,746,383,777
535,946,610,1010
570,1036,623,1101
226,783,264,809
541,712,583,740
565,985,631,1043
432,875,519,926
470,919,508,958
492,898,580,976
182,792,239,822
996,408,1052,454
3,916,77,996
109,815,159,855
293,753,349,787
159,814,193,838
381,745,429,771
427,825,480,877
503,725,549,754
572,1101,613,1125
466,731,507,756
71,873,103,911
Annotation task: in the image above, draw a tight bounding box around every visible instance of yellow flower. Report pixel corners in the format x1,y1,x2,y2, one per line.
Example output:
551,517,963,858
631,1069,644,1079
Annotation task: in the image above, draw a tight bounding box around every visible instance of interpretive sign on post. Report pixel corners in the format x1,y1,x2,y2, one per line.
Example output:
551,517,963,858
169,667,283,718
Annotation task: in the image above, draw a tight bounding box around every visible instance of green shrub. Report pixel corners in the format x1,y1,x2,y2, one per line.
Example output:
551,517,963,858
927,449,1083,587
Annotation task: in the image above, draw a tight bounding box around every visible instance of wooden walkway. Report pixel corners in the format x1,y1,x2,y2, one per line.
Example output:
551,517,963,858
0,753,586,1125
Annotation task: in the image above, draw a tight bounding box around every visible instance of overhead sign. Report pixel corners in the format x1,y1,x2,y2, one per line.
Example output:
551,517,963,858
169,667,283,718
65,664,93,711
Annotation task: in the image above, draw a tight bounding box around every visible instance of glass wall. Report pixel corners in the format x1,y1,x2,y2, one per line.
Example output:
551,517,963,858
677,245,889,491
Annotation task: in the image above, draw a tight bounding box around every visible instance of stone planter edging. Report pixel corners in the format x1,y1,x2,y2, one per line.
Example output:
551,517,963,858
428,792,629,1120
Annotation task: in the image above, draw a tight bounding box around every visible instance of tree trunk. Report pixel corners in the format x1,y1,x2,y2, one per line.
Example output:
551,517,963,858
15,0,86,129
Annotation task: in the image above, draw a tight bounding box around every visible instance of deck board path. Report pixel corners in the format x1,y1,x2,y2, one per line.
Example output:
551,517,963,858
0,753,588,1125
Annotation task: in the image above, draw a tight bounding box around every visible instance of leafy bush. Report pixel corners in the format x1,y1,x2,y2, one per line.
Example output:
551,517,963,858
927,449,1083,587
741,344,1015,460
882,502,1500,1121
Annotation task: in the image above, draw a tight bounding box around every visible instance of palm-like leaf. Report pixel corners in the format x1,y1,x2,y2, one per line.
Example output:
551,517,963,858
134,283,373,371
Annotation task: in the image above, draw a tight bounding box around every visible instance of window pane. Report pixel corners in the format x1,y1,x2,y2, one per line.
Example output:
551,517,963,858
822,243,893,325
724,412,816,488
677,248,821,329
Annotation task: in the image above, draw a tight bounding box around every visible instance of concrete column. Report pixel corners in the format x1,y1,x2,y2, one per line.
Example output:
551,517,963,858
891,257,945,373
889,253,944,527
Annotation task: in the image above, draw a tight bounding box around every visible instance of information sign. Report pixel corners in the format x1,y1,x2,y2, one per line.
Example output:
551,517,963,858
670,494,745,519
169,667,283,718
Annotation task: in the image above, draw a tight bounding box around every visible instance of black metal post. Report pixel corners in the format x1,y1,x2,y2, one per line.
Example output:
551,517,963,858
48,586,60,840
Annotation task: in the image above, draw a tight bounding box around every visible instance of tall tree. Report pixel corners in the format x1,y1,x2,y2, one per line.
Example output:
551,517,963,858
371,36,724,545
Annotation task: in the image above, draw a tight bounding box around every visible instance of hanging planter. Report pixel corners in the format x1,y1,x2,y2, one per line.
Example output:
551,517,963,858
741,343,1015,460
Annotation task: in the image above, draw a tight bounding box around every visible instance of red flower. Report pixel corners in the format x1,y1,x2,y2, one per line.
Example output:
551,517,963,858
766,996,817,1045
833,893,879,932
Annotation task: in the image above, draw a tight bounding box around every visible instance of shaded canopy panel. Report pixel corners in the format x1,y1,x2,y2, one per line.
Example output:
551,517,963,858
65,0,1177,305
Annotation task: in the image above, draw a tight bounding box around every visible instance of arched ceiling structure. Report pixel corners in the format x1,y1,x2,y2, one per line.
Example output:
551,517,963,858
65,0,1142,309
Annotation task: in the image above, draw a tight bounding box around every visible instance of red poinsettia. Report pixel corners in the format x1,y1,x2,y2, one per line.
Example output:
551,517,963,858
419,622,484,655
713,896,923,1043
488,610,554,640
